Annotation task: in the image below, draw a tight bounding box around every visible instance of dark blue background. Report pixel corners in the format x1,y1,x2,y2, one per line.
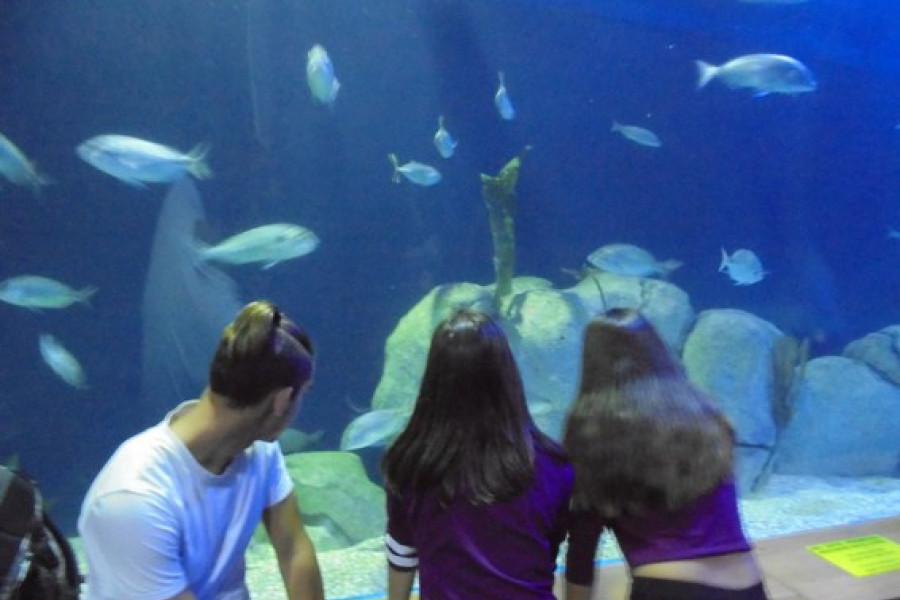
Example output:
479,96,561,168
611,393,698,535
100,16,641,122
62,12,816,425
1,0,899,533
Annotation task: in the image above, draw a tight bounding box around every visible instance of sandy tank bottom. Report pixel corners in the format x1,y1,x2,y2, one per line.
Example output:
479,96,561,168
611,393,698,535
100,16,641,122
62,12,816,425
70,474,900,600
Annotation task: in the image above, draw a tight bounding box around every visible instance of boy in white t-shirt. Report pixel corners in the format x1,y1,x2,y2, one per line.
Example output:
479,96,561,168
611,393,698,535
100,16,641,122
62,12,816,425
79,300,324,600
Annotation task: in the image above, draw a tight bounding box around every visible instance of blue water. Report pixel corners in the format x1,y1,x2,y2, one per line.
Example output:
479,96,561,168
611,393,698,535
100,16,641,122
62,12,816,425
2,0,899,534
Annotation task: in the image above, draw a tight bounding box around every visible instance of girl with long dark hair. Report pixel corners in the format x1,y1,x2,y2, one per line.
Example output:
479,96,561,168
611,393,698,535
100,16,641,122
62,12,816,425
382,309,573,600
563,308,768,600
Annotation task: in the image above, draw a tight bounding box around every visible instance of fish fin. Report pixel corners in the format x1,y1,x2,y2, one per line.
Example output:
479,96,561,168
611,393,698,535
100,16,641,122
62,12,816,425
142,179,243,412
388,153,402,183
660,259,684,276
718,248,729,272
262,260,280,270
119,177,148,189
78,286,99,306
28,165,53,196
438,115,445,127
695,60,717,89
611,120,621,132
187,143,213,179
752,90,771,98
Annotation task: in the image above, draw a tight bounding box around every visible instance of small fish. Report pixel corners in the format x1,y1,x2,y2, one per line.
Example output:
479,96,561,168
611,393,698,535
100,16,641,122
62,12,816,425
306,44,340,107
340,408,410,451
587,243,682,278
0,275,97,310
0,132,50,194
611,121,662,148
696,54,816,96
494,71,515,120
77,134,211,187
39,334,88,390
278,427,325,454
388,153,442,186
198,223,320,269
433,115,457,159
719,248,766,285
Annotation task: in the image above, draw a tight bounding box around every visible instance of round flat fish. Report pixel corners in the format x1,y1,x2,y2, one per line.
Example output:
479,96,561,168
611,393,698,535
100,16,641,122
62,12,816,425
587,244,682,278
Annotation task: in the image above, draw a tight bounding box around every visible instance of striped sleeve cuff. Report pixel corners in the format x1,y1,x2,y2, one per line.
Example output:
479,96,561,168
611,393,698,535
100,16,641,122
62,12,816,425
385,533,418,571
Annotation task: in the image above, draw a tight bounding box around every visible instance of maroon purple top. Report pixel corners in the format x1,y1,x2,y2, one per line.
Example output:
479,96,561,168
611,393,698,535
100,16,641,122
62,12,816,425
385,444,573,600
565,478,752,586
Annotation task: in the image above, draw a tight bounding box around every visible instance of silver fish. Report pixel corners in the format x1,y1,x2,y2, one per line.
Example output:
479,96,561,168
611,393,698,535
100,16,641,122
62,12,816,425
696,54,816,96
433,115,458,159
77,134,211,187
39,334,88,390
278,427,324,454
0,275,97,310
340,408,410,451
389,153,442,186
0,132,50,194
306,44,340,107
494,71,515,120
587,244,682,278
719,248,766,285
199,223,320,269
611,121,662,148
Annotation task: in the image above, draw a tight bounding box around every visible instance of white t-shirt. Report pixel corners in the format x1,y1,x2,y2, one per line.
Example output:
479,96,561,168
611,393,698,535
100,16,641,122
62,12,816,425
78,401,295,600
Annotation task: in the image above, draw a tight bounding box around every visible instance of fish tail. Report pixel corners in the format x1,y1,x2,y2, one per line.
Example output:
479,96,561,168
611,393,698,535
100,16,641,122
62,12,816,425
611,120,621,132
388,153,402,183
695,60,717,89
661,259,684,276
718,248,729,272
77,286,99,306
187,143,213,179
28,164,53,195
438,115,445,127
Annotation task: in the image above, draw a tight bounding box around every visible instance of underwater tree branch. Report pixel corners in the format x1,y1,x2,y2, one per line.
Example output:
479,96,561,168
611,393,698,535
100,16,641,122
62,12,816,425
480,145,531,306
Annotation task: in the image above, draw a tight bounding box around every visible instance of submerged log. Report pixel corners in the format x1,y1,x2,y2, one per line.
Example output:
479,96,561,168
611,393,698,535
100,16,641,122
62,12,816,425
480,145,530,305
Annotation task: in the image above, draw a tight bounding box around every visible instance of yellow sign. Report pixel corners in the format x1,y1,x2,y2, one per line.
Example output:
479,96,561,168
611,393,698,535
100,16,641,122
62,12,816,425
807,535,900,577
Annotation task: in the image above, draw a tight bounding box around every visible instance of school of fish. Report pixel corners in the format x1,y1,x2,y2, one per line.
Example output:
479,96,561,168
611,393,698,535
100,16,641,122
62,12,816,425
1,6,814,408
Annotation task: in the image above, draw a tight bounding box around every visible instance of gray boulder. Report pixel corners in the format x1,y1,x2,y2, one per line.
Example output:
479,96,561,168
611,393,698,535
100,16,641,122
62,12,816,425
774,356,900,476
285,451,385,550
843,326,900,386
682,309,784,491
360,273,694,442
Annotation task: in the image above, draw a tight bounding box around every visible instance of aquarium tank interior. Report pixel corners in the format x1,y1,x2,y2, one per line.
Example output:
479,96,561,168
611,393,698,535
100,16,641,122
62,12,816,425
2,0,900,597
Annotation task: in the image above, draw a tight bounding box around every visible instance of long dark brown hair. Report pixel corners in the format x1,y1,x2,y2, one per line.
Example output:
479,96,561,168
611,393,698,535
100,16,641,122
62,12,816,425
382,309,563,506
209,300,314,408
563,308,733,517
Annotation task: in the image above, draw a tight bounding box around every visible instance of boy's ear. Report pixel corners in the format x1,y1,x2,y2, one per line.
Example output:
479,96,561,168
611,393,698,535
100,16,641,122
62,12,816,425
272,386,295,417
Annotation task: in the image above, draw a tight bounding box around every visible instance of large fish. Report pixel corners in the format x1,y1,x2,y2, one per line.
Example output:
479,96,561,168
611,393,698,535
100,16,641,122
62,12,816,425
39,334,88,390
0,132,50,194
340,408,410,451
198,223,320,269
76,134,211,187
306,44,340,107
696,54,816,96
141,179,243,412
0,275,96,310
